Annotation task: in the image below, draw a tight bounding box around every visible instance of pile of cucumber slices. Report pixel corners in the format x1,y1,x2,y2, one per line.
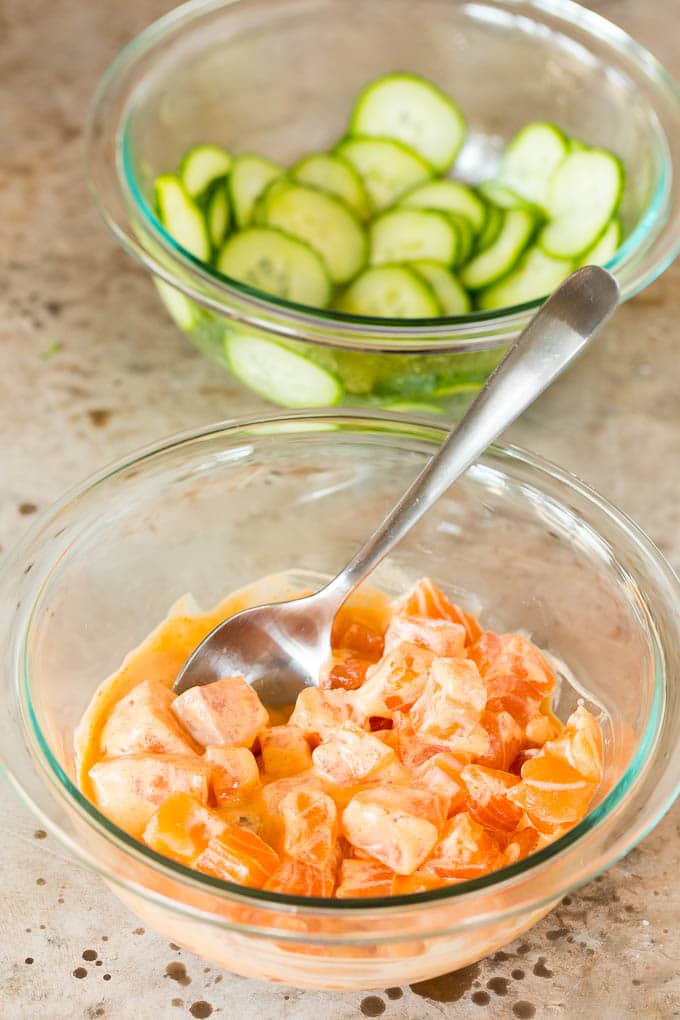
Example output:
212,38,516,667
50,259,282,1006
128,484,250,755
154,73,624,319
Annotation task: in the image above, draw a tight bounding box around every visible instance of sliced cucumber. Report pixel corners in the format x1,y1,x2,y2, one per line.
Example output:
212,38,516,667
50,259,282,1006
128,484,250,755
336,136,432,211
473,202,503,254
477,180,531,210
477,245,573,310
229,155,285,228
460,208,536,290
216,226,332,307
292,152,371,220
446,213,475,266
568,138,589,154
541,149,624,257
205,181,231,249
578,218,622,268
410,261,471,315
498,122,568,207
226,333,342,408
179,144,232,199
399,179,487,233
336,265,441,318
154,174,211,261
370,208,458,266
350,73,465,172
383,400,445,415
154,279,201,331
258,181,366,284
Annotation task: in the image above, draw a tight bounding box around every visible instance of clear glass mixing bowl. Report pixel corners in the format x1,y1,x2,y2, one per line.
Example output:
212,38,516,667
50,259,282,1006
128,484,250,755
86,0,680,414
1,412,679,990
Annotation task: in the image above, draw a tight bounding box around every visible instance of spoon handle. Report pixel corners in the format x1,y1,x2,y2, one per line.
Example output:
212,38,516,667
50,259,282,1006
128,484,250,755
323,266,619,605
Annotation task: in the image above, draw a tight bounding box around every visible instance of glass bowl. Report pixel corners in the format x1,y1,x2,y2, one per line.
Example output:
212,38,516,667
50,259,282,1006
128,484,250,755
1,411,679,990
86,0,680,415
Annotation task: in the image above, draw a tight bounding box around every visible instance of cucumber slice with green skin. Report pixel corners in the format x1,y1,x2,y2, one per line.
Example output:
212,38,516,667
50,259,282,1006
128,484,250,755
154,174,211,262
336,136,432,212
410,261,471,315
369,208,458,267
216,226,332,307
541,149,624,258
154,279,201,331
293,153,371,220
229,155,285,228
568,138,589,154
498,122,568,207
445,213,475,266
460,208,536,290
336,265,441,318
226,333,343,408
476,245,573,310
477,180,532,210
349,73,466,173
578,218,622,268
473,202,503,254
258,181,366,284
399,179,487,233
179,144,232,199
205,180,231,249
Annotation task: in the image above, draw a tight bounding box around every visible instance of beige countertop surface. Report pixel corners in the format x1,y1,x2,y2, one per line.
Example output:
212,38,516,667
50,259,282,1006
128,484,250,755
1,1,679,1017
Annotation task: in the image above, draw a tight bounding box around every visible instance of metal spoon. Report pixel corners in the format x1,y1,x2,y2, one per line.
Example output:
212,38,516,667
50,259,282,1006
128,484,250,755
174,266,619,706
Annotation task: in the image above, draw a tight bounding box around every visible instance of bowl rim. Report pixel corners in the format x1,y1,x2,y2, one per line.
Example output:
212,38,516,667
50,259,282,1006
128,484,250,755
4,409,680,925
85,0,680,354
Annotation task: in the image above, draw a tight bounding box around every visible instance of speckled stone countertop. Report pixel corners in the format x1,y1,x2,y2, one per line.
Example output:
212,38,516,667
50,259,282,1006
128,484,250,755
1,1,679,1017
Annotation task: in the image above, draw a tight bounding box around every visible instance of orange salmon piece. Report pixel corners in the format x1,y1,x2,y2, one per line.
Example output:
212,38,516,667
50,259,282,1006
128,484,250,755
88,754,210,837
394,578,482,645
260,725,312,779
288,686,352,742
545,705,604,783
461,764,523,832
470,632,555,695
264,856,337,897
142,792,225,863
410,656,486,741
206,746,260,805
100,679,198,758
342,785,443,875
322,653,373,692
508,753,597,832
423,812,503,880
391,872,448,895
335,622,385,661
503,825,540,865
261,772,324,815
331,585,392,650
171,675,268,748
280,788,338,868
415,753,468,817
473,710,524,772
352,642,434,721
336,859,394,898
384,614,466,659
312,721,398,786
390,713,453,770
193,824,279,887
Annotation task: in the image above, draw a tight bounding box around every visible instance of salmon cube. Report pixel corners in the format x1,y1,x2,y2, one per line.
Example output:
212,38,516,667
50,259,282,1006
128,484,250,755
545,705,603,782
525,711,562,746
335,622,384,661
390,713,452,770
264,856,337,897
142,792,225,863
461,765,523,832
259,725,312,779
171,675,268,748
469,632,555,697
89,754,210,836
206,746,260,805
312,722,398,786
261,772,324,815
342,785,443,875
416,753,468,817
391,872,447,895
193,824,279,887
100,679,197,757
473,710,523,772
503,826,540,865
321,652,372,692
411,657,486,740
394,578,482,645
384,615,466,659
507,753,596,832
335,859,394,898
331,584,392,650
280,788,338,868
352,642,434,721
288,686,353,742
423,812,503,880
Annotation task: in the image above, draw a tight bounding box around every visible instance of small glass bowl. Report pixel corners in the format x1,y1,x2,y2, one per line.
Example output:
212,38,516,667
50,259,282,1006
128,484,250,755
86,0,680,414
1,411,679,990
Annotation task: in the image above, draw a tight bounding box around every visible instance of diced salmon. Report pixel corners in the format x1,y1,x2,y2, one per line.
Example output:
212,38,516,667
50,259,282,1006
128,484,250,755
100,679,197,757
335,859,394,898
259,725,312,779
206,746,260,805
331,585,392,650
415,753,468,817
503,825,540,865
312,722,398,786
525,711,562,746
545,705,604,783
473,710,524,772
391,872,447,895
335,622,385,661
410,657,487,743
171,675,268,748
394,578,482,645
384,614,466,659
469,632,555,695
280,788,338,868
193,824,279,887
142,792,225,863
89,754,210,836
461,764,523,832
507,752,597,832
321,652,372,692
288,686,353,742
352,642,434,721
422,812,503,880
264,856,337,897
390,712,453,770
261,772,324,815
342,784,443,875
